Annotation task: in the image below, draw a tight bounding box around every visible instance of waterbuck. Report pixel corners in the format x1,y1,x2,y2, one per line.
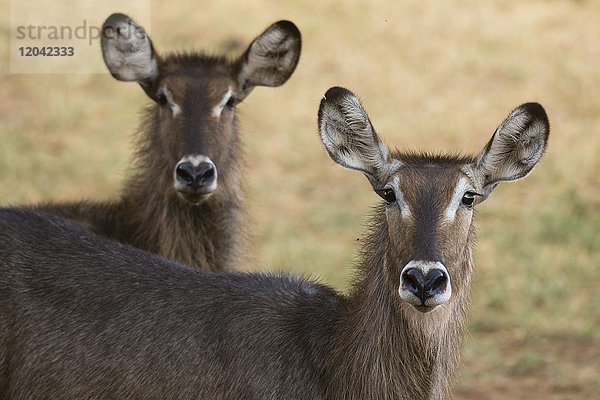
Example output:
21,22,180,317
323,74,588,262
31,14,301,271
0,87,549,399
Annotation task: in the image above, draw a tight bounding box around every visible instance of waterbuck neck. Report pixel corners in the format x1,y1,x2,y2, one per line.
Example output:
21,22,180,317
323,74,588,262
113,107,245,271
324,211,471,400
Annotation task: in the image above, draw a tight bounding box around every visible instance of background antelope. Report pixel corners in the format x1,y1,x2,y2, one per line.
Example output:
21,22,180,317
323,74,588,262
0,86,549,399
30,13,301,271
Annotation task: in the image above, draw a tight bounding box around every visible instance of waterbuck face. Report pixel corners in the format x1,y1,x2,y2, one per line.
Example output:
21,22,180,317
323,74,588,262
318,86,549,314
101,14,301,205
151,69,239,205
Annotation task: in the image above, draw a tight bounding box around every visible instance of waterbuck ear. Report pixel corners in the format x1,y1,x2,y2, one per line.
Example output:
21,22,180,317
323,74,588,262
234,20,301,101
467,102,550,203
101,13,160,99
318,87,396,187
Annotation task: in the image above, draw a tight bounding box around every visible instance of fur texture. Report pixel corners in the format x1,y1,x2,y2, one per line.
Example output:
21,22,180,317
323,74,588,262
27,16,302,272
1,88,548,399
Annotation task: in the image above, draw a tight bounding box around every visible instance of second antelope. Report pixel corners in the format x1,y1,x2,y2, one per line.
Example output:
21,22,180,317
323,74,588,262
31,14,301,271
0,87,549,399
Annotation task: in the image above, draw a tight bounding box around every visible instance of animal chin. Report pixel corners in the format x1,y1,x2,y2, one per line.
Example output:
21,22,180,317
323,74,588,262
412,304,437,314
178,191,213,205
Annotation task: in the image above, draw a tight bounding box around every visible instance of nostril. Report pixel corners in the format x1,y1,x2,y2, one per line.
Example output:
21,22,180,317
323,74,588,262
402,268,425,296
175,163,195,184
196,162,215,184
424,269,448,296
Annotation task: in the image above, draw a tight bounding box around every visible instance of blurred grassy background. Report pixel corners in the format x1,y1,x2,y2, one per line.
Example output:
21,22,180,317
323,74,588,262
1,0,599,398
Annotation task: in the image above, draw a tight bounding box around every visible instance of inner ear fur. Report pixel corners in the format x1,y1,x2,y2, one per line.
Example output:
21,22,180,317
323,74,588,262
101,13,160,97
469,102,550,202
318,86,395,187
234,20,302,100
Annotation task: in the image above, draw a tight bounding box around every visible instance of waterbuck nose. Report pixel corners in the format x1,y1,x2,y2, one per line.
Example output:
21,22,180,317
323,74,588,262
175,161,216,191
402,268,448,302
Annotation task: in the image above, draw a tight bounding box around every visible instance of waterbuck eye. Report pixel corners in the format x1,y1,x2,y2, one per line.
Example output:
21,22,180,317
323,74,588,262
376,188,397,204
225,96,236,108
157,93,168,106
461,192,476,207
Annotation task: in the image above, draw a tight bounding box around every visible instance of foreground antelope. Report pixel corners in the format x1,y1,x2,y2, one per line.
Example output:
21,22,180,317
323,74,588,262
0,87,549,399
31,14,301,271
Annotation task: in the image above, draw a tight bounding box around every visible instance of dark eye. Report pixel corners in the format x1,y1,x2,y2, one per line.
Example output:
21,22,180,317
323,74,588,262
225,96,236,108
461,192,476,207
376,188,397,203
157,93,169,106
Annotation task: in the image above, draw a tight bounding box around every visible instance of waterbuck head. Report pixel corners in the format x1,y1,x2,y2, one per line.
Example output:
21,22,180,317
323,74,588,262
101,14,301,205
318,87,549,314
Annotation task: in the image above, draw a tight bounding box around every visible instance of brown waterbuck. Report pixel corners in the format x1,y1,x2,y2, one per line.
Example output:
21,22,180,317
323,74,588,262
31,13,301,271
0,87,549,399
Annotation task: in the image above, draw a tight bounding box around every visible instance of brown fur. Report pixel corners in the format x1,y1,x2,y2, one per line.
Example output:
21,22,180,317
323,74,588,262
26,16,302,271
321,178,472,399
317,86,549,398
0,86,548,399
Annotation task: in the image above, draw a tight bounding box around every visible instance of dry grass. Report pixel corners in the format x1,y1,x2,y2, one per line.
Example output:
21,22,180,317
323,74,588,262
1,0,599,397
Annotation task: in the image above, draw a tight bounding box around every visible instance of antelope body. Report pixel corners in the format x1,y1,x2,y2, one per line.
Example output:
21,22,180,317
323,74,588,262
0,87,549,399
31,14,302,271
